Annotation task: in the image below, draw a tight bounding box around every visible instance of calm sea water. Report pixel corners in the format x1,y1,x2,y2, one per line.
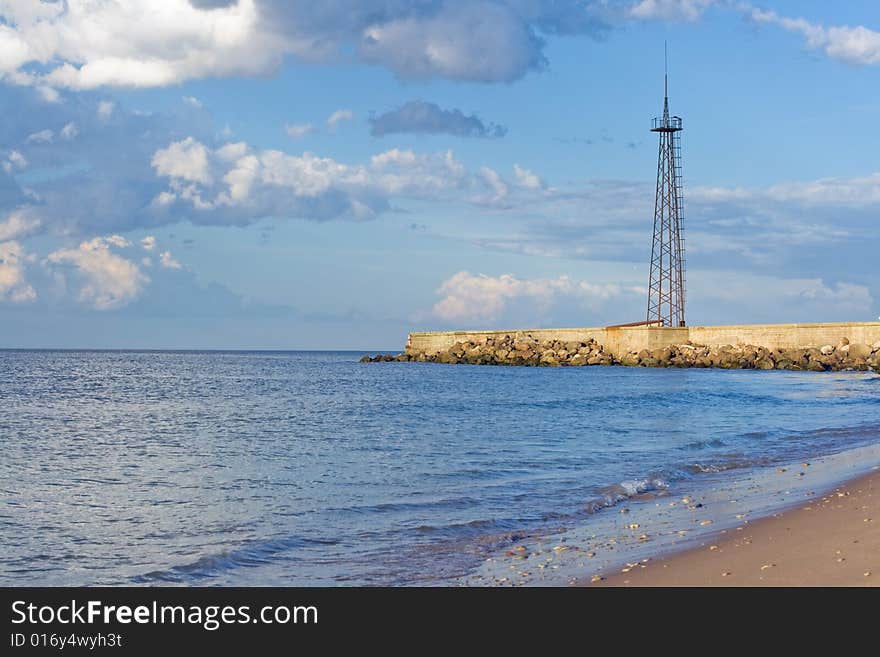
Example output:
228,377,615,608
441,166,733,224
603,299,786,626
2,350,879,586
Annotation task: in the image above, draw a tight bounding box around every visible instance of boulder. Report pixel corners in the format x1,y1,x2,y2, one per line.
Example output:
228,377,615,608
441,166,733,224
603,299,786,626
819,344,834,355
847,343,872,359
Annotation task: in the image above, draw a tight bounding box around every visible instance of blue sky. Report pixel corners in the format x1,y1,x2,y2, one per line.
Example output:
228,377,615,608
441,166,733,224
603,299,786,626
1,0,879,349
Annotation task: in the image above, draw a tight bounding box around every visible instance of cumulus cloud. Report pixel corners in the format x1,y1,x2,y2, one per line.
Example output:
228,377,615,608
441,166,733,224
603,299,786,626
0,0,276,90
0,209,41,241
0,240,37,302
97,101,115,119
360,2,548,82
2,149,27,173
478,167,509,204
46,236,149,309
26,129,54,143
0,85,227,237
285,123,313,139
629,0,716,22
150,138,530,221
369,100,507,138
0,1,611,89
151,137,212,184
60,122,78,140
692,172,880,207
141,235,157,251
159,250,182,269
326,109,354,130
36,86,60,103
749,8,880,67
1,81,545,235
689,271,876,323
513,164,543,190
432,271,641,322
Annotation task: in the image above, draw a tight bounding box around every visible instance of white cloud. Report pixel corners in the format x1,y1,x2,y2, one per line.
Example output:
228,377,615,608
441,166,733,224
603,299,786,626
97,100,115,118
629,0,716,22
432,271,640,322
326,109,354,130
220,154,259,203
0,0,276,89
152,191,176,207
159,250,182,270
182,95,203,108
103,235,131,249
2,149,27,173
141,235,157,251
690,271,875,322
691,172,880,207
26,128,54,143
152,139,474,220
151,137,212,184
478,167,509,203
285,122,313,139
0,209,41,241
0,240,37,303
46,236,148,309
216,142,248,162
513,164,543,190
0,1,611,88
750,8,880,66
359,2,546,82
60,122,78,140
36,86,60,103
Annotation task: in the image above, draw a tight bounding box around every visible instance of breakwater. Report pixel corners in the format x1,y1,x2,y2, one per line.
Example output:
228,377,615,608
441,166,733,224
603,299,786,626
362,322,880,372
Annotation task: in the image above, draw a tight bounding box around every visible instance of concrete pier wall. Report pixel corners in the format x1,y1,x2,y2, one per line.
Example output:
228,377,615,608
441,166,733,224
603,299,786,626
407,322,880,357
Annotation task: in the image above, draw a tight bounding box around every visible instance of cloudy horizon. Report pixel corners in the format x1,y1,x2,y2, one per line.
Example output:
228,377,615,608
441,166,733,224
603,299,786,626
1,0,879,349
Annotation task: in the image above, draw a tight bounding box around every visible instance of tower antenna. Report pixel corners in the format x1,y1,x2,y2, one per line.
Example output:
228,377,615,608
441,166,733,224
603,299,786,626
647,44,687,327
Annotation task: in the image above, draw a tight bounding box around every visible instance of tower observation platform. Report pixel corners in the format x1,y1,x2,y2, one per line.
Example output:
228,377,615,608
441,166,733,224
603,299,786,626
651,115,682,132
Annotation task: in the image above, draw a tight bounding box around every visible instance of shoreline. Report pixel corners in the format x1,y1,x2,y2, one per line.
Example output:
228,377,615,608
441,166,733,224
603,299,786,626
459,440,880,587
589,467,880,587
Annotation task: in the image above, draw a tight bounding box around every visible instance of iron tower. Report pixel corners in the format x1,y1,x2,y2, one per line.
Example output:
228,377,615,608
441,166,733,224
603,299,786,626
646,50,686,327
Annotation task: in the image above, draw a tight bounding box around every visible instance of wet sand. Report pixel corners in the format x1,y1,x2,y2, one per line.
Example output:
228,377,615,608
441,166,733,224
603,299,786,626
590,470,880,587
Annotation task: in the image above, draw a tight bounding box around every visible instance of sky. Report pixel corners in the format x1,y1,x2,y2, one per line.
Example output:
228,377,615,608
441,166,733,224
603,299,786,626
0,0,879,349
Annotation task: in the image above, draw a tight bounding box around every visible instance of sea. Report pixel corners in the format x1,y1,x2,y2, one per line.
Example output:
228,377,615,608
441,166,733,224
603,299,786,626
2,350,879,586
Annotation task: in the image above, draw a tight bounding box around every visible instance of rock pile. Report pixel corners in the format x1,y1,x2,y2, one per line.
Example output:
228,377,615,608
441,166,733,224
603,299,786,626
360,335,880,372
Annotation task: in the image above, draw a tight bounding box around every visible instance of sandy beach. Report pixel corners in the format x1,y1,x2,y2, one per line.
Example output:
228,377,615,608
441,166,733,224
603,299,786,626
590,469,880,587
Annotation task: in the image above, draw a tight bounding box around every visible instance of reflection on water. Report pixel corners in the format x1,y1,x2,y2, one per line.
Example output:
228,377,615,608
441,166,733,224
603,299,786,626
1,350,879,585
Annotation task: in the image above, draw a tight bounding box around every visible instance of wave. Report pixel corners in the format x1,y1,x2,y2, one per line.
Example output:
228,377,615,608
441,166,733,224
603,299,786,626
132,534,338,584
